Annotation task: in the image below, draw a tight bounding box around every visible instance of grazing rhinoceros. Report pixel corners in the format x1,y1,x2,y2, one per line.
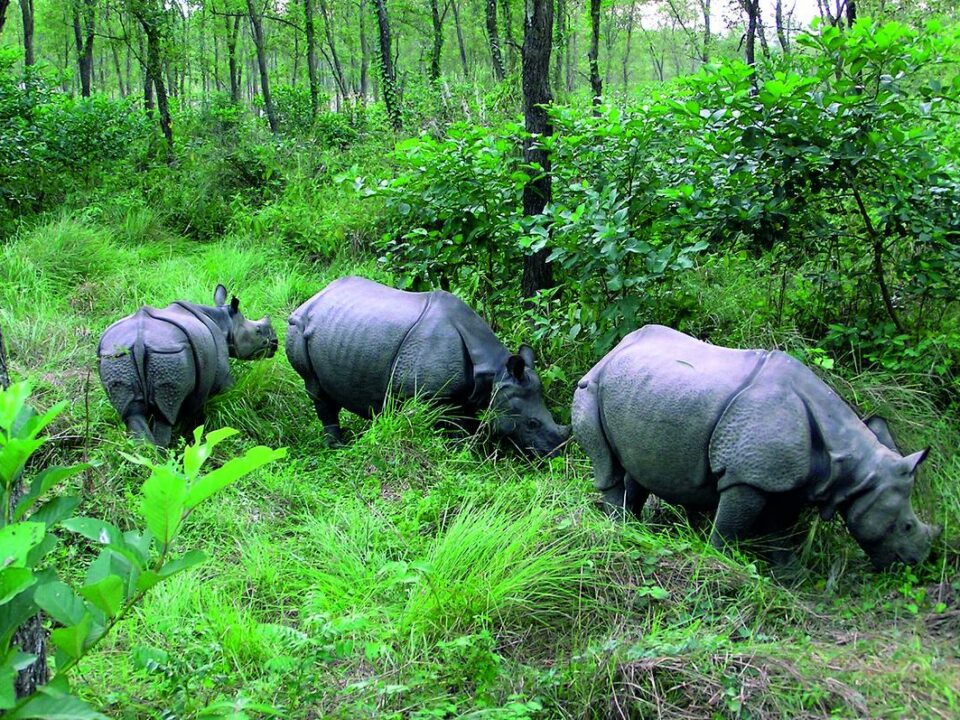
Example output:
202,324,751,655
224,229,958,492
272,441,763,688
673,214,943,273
98,285,278,446
572,324,941,569
286,276,570,456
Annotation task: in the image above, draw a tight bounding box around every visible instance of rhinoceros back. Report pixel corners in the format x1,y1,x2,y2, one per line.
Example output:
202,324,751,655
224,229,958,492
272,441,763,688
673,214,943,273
98,304,225,425
288,277,433,416
595,325,766,506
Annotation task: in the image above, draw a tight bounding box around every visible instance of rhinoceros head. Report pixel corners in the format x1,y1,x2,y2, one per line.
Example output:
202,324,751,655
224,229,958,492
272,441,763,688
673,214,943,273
488,344,570,458
214,285,278,360
843,433,941,569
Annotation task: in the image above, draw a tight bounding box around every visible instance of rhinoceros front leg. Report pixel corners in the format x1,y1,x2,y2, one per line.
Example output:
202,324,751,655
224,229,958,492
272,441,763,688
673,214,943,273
710,484,768,551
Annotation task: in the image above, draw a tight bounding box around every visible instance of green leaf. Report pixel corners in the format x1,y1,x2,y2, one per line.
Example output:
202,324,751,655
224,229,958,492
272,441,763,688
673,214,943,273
13,466,88,521
0,523,46,569
139,465,188,546
184,446,286,510
61,518,124,547
27,496,80,528
158,550,207,579
5,675,109,719
50,613,93,660
0,567,36,604
0,382,32,433
78,575,124,618
0,438,45,489
182,427,239,479
33,581,88,626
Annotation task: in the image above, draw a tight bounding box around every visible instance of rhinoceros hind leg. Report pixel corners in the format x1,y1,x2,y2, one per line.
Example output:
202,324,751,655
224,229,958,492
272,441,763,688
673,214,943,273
151,419,174,449
306,381,343,447
124,409,157,445
573,382,627,507
710,484,768,550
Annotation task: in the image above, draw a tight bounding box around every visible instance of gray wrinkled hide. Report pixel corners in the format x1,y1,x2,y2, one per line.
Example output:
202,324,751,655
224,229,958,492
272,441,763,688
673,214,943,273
286,276,569,456
572,324,940,570
98,287,277,446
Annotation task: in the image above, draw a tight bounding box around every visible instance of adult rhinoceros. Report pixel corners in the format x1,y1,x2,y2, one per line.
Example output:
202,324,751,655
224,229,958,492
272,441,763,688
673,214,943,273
572,324,941,569
99,285,277,446
286,276,569,456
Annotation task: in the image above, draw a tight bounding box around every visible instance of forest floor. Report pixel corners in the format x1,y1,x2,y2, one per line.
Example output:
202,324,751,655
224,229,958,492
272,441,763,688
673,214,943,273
2,206,959,719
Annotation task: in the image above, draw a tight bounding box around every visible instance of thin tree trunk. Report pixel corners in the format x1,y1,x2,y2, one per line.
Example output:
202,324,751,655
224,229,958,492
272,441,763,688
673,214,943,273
845,0,856,26
565,20,575,91
429,0,443,82
72,0,95,97
588,0,601,106
451,0,468,77
485,0,505,81
226,14,241,103
0,0,11,35
701,0,711,63
318,0,347,100
501,0,516,72
359,0,370,95
246,0,279,132
743,0,758,68
552,0,564,93
775,0,788,52
521,0,554,298
305,0,320,115
21,0,35,67
111,41,126,96
373,0,400,128
622,0,636,90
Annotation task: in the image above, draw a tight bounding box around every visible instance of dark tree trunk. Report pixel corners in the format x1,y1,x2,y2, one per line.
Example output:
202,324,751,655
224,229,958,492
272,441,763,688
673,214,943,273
111,41,126,96
21,0,35,67
701,0,711,63
318,0,347,101
845,0,856,26
72,0,95,97
132,8,173,158
0,0,11,35
552,0,564,93
622,0,636,89
373,0,400,129
304,0,319,115
429,0,443,82
521,0,554,298
588,0,601,106
0,327,50,701
742,0,758,68
775,0,788,53
451,0,468,77
501,0,516,72
140,34,153,111
485,0,505,81
246,0,279,133
225,14,241,103
359,0,370,96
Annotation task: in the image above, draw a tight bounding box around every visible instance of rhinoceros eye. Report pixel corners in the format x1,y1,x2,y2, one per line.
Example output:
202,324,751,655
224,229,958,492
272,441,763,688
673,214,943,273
903,521,915,533
526,418,542,430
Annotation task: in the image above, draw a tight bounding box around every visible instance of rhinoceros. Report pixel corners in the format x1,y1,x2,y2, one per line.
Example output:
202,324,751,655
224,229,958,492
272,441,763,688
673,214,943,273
572,324,941,569
98,285,278,446
286,276,569,456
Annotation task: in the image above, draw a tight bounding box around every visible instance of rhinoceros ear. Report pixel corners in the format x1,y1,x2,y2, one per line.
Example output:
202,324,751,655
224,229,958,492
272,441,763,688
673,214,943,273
230,296,240,313
902,448,929,475
518,344,536,370
214,285,228,306
506,354,526,381
864,415,899,452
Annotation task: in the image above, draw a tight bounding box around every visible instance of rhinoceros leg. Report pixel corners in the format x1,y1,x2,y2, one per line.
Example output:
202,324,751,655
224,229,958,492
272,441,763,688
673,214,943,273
573,381,640,517
151,419,173,448
123,403,157,445
306,379,343,447
710,484,768,550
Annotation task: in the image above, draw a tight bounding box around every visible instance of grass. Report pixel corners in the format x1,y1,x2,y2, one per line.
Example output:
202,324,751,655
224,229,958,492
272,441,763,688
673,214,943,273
3,177,959,719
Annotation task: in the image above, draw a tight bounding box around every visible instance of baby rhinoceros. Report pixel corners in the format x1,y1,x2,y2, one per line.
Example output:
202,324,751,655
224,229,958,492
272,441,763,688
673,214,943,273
573,324,941,570
98,285,278,446
286,276,569,456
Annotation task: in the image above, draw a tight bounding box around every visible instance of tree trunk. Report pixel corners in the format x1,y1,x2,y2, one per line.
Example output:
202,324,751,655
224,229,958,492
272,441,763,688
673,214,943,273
552,0,564,93
501,0,517,72
485,0,505,81
72,0,95,97
775,0,788,53
359,0,370,96
451,0,468,77
225,14,241,103
845,0,856,26
429,0,443,82
246,0,279,133
373,0,400,129
588,0,601,106
742,0,758,68
304,0,319,115
318,0,347,101
622,0,636,89
0,327,50,701
0,0,11,36
521,0,554,298
111,41,126,96
21,0,35,67
701,0,711,63
147,31,173,156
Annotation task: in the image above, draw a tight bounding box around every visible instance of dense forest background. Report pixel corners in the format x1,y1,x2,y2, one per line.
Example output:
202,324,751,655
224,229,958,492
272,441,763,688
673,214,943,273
1,0,960,717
